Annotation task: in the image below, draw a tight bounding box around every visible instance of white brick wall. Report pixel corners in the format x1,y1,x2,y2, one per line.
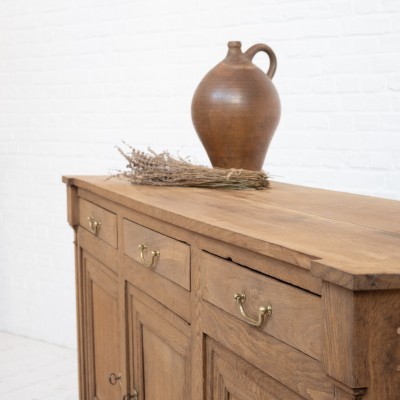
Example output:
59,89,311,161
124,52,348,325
0,0,399,348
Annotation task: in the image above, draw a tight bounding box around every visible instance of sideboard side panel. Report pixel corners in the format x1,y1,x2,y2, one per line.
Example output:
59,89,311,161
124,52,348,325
322,281,400,398
66,184,79,227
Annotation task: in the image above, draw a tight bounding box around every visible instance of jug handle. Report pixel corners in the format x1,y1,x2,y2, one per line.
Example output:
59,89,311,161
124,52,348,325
244,44,277,79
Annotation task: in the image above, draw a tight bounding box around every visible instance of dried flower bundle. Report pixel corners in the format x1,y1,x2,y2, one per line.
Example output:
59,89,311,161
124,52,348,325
114,143,269,190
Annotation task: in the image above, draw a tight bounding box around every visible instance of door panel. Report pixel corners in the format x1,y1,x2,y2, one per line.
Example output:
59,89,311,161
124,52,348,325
206,336,305,400
142,326,186,399
80,250,121,400
127,284,191,400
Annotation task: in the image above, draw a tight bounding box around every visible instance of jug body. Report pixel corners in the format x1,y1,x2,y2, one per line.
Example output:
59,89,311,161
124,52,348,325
191,41,281,171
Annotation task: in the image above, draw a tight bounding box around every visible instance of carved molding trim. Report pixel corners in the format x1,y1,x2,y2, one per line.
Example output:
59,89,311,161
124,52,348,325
331,378,367,400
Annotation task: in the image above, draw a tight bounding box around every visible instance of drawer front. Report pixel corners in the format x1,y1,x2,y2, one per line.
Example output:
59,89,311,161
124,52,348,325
123,219,190,290
79,198,117,248
201,252,322,360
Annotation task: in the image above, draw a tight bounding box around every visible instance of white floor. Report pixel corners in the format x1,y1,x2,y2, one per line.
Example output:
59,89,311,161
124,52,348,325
0,331,79,400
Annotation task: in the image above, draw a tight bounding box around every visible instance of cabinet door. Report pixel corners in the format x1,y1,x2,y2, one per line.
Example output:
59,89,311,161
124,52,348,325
80,250,122,400
206,337,305,400
127,285,191,400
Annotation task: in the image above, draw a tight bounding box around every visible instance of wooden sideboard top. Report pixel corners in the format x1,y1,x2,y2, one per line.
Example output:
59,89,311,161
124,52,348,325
63,175,400,291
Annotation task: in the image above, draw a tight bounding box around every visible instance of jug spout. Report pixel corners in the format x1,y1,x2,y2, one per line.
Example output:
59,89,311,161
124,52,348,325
225,41,244,60
228,41,241,48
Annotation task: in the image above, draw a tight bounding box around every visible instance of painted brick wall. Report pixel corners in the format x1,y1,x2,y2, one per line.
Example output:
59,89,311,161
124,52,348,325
1,0,399,348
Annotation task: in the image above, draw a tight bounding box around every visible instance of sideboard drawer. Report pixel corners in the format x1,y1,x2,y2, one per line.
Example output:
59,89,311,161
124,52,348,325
123,219,191,290
79,198,117,248
201,251,322,360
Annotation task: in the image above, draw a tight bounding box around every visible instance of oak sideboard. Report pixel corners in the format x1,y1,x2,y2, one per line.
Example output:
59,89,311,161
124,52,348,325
63,175,400,400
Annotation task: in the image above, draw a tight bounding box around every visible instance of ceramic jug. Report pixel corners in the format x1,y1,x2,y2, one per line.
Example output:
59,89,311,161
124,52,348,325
191,41,281,171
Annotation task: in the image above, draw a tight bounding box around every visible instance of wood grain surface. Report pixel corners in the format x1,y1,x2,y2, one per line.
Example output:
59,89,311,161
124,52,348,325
123,218,190,290
64,176,400,290
205,336,304,400
79,197,118,249
201,251,322,360
322,282,400,399
65,176,400,400
202,301,333,399
127,285,191,400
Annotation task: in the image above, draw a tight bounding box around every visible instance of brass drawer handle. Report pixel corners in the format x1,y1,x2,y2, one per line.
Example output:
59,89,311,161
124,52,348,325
234,293,272,327
108,372,121,385
138,244,160,267
87,216,101,235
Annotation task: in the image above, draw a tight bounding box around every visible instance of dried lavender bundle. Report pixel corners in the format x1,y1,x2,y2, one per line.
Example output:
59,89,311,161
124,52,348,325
114,143,269,190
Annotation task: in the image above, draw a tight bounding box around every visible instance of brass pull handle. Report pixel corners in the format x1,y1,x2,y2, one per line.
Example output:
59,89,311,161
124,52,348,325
138,244,160,267
87,216,101,235
108,372,121,385
234,293,272,327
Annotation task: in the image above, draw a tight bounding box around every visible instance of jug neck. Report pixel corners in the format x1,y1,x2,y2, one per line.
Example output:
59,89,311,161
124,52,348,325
225,41,248,63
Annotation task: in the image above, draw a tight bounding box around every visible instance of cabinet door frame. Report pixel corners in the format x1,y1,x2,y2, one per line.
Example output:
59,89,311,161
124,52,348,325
126,284,191,400
205,336,305,400
78,247,122,400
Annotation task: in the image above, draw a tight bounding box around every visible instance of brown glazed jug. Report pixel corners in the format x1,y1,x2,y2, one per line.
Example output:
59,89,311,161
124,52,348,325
191,41,280,171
